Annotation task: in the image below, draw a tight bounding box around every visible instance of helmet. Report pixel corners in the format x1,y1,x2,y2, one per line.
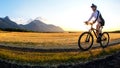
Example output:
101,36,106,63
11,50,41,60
91,4,97,8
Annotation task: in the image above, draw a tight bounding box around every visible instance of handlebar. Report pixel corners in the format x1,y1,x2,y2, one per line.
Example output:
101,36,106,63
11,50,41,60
84,21,95,30
84,21,103,31
84,21,94,25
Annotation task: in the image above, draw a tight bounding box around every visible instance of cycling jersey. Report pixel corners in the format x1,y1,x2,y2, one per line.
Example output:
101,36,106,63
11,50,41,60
88,10,101,22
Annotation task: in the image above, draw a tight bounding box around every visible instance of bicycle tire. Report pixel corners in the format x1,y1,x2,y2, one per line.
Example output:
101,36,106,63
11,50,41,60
100,32,110,48
78,32,94,51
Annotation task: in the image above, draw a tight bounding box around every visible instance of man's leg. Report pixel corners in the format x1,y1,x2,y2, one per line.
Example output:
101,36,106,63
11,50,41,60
96,23,101,36
96,23,102,42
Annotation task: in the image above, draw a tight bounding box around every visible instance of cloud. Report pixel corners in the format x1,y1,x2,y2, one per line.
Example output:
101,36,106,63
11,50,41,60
10,17,28,24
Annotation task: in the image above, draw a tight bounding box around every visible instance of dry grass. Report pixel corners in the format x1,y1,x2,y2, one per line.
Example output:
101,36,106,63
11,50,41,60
0,32,78,45
0,32,119,48
0,32,119,65
109,33,120,40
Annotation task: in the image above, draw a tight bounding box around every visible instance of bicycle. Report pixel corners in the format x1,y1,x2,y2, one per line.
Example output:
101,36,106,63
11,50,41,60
78,22,110,51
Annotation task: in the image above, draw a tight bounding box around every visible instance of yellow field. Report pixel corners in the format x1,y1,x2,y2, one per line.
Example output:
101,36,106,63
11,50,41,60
0,32,119,48
0,31,119,65
0,32,79,48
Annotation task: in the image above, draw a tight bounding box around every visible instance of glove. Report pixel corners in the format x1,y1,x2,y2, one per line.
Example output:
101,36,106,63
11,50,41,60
93,21,96,23
85,21,88,25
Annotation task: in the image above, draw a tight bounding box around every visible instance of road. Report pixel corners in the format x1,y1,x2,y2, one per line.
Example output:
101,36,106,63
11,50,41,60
0,39,119,52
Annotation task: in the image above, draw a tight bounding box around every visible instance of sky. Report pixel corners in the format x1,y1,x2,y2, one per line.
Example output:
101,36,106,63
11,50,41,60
0,0,120,31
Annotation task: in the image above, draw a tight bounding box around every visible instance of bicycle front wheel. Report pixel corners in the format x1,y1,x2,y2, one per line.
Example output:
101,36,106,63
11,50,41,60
78,32,94,51
100,32,110,48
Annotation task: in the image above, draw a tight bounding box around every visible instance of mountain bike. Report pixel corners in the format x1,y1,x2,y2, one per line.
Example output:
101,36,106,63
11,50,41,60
78,22,110,51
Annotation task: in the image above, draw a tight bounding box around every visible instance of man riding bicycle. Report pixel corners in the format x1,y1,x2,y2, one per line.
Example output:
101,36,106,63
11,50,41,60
85,4,105,42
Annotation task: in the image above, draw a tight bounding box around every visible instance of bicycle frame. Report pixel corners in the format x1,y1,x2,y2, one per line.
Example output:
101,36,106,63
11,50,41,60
86,23,103,41
88,24,98,38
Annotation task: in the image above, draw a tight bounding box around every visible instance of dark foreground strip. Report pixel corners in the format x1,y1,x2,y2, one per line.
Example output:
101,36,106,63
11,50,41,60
0,39,119,53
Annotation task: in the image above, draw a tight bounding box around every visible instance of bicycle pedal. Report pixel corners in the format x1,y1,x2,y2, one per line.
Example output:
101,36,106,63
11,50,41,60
97,38,101,43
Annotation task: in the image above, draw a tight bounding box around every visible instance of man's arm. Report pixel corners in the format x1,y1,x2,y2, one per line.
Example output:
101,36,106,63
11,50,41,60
88,13,93,21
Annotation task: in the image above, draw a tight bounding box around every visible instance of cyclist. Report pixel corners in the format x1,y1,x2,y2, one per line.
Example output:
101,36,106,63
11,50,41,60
85,4,105,42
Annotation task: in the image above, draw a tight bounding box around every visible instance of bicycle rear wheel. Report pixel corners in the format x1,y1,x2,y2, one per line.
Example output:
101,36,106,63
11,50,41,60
100,32,110,48
78,32,94,51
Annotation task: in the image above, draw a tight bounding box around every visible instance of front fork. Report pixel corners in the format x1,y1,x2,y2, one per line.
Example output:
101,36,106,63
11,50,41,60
86,34,90,42
86,32,91,42
85,30,97,42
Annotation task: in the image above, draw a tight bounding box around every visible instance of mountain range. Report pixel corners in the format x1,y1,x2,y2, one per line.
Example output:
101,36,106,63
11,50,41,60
0,16,64,32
